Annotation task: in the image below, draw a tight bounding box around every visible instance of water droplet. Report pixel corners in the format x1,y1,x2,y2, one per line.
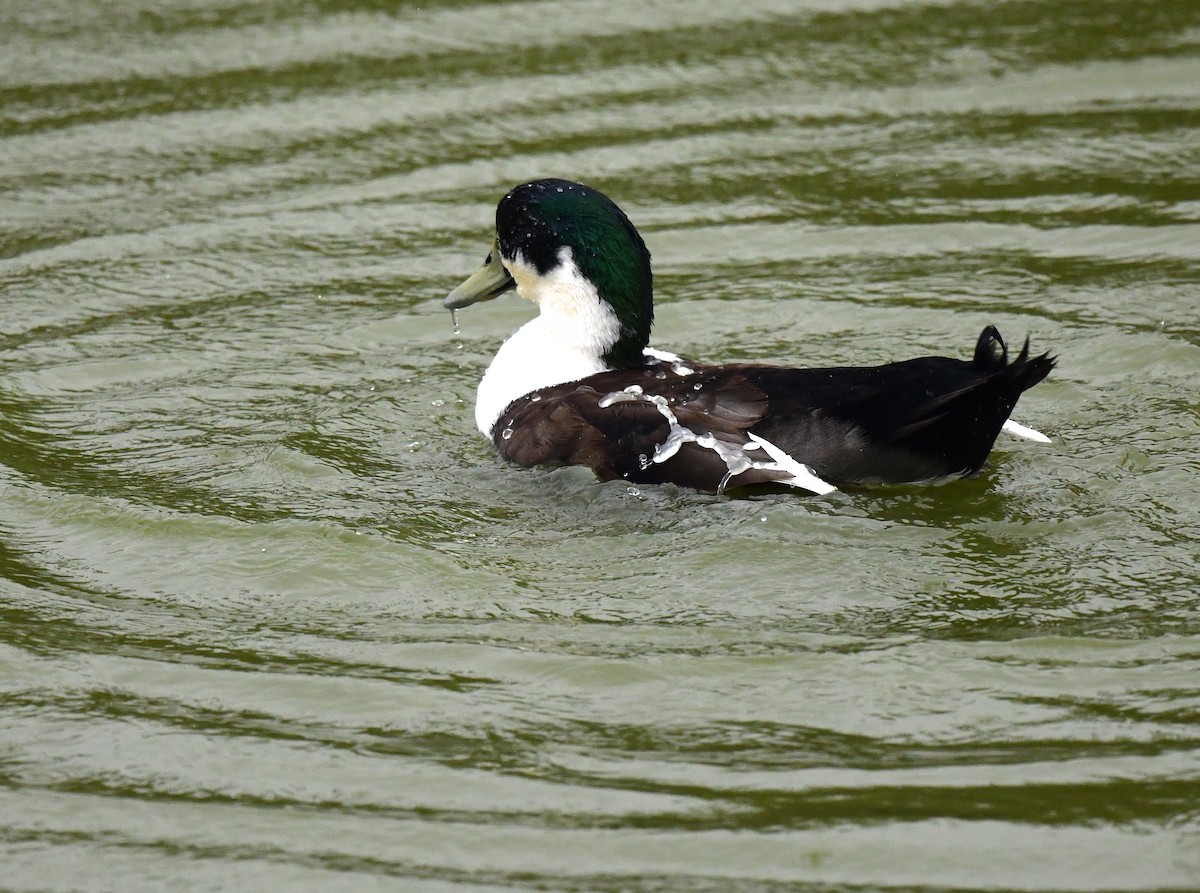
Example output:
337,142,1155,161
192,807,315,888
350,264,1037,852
450,308,460,335
431,398,445,407
627,486,640,497
655,370,666,380
529,394,541,402
501,427,513,440
693,383,703,390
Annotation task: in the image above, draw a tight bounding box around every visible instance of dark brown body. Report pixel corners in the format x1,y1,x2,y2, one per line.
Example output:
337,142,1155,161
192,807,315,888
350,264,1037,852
492,327,1055,492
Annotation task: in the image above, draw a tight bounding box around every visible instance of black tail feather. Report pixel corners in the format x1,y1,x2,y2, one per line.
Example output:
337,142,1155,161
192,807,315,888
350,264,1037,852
973,325,1055,393
883,326,1055,475
973,325,1008,370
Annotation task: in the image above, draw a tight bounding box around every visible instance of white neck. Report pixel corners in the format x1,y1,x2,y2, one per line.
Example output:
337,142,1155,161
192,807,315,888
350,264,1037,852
474,248,621,436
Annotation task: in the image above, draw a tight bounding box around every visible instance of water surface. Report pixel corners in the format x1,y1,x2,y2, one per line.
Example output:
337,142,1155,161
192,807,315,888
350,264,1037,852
2,1,1199,890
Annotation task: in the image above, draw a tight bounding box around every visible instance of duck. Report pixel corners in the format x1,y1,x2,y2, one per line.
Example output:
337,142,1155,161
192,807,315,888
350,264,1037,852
444,178,1055,496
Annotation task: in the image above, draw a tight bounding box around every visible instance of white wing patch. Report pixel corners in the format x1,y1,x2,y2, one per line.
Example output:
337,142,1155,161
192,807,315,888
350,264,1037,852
599,385,837,496
642,346,694,376
745,433,838,495
1001,419,1051,443
642,347,683,364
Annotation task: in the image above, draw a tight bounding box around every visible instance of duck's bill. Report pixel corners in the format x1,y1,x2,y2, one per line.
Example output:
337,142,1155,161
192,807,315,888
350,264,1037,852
444,240,515,310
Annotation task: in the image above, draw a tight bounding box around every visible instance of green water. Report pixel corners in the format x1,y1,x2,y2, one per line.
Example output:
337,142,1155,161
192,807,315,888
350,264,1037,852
3,1,1199,890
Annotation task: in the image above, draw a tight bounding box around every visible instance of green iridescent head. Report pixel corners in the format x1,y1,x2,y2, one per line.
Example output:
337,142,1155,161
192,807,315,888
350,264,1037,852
445,179,654,369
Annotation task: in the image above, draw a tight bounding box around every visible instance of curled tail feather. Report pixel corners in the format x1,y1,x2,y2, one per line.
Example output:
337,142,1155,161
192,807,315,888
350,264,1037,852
973,325,1056,394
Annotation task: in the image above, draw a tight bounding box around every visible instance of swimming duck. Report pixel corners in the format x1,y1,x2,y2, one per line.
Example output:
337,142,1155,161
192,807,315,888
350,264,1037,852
444,178,1055,495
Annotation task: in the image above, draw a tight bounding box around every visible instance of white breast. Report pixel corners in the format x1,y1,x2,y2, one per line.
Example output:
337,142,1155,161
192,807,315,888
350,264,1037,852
475,316,614,435
474,247,622,436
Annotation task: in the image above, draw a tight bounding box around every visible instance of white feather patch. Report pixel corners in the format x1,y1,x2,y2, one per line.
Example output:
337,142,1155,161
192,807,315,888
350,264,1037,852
598,387,837,497
1001,419,1051,443
745,433,838,495
643,347,683,364
643,346,694,376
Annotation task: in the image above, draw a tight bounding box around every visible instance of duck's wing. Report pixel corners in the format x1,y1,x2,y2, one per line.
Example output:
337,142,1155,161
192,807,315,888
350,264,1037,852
493,367,836,494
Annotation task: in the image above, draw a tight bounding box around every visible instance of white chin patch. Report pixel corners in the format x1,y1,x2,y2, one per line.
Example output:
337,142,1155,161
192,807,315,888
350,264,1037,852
599,385,836,496
1001,419,1051,443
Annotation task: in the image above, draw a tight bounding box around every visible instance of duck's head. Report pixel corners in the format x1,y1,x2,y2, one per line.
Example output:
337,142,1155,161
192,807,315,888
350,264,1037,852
444,179,653,369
